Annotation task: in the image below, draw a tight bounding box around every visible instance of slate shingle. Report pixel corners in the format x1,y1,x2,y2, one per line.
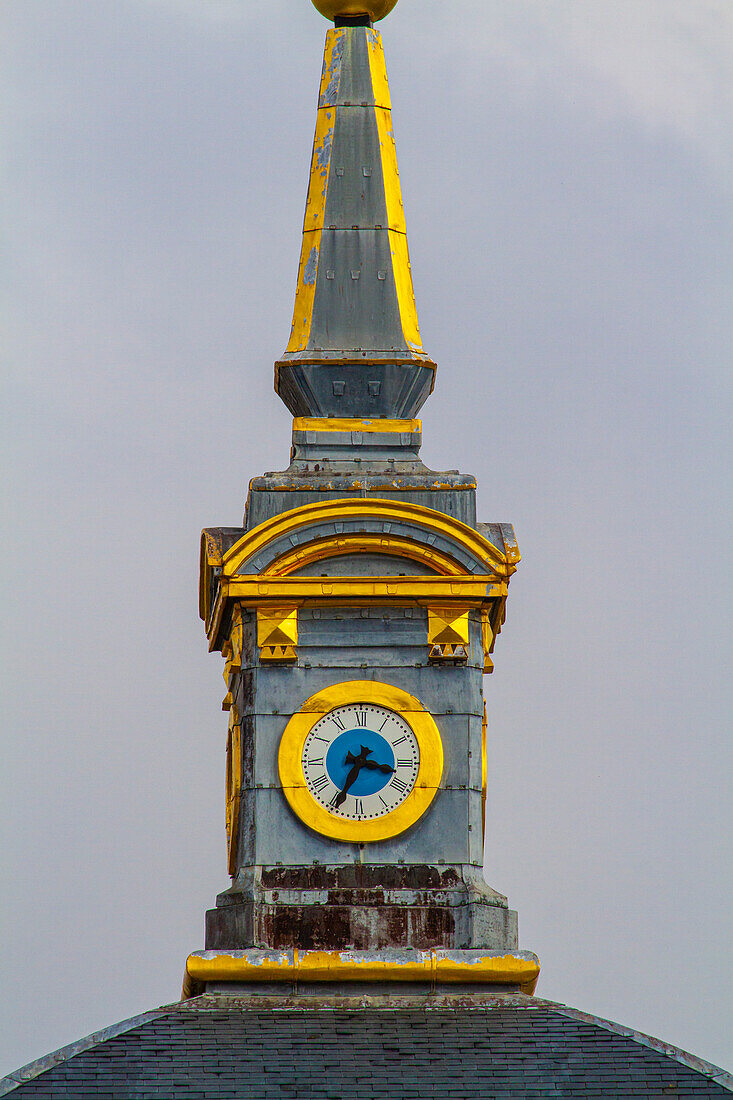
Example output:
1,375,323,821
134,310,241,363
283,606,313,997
1,996,730,1099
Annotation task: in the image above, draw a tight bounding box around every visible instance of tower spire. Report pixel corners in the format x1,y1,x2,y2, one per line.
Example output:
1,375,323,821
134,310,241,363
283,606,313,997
275,18,436,419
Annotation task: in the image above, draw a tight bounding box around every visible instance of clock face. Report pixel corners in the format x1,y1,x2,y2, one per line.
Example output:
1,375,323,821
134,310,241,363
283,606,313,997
278,680,443,842
302,704,420,821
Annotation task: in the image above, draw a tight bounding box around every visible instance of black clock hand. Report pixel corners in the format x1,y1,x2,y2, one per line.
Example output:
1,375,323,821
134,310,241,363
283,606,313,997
333,746,371,807
362,759,394,774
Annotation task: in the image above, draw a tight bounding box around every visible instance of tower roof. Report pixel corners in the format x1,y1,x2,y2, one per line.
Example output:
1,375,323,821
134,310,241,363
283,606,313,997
2,994,731,1098
275,24,436,420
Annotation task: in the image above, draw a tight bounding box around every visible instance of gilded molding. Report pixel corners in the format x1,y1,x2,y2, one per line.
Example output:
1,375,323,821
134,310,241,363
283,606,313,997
293,417,421,435
481,608,495,674
183,948,540,1000
223,499,514,579
225,707,242,876
265,534,467,579
207,577,506,652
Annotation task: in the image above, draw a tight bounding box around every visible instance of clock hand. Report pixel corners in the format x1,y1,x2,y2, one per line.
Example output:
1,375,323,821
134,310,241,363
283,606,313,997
333,746,371,807
362,759,394,774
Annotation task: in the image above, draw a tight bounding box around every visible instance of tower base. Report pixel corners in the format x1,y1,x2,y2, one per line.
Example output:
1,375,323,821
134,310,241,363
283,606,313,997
205,865,519,954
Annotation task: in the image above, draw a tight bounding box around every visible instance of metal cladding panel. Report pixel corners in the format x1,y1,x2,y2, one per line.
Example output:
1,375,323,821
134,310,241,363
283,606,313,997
320,108,391,230
245,487,478,530
294,553,434,575
319,27,390,110
308,230,406,351
277,24,435,417
235,664,484,724
247,787,472,867
298,606,430,640
274,359,436,419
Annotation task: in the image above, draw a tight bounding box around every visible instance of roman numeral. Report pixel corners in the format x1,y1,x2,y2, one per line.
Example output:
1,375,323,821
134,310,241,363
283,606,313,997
379,795,389,809
379,718,390,731
391,776,409,793
396,758,412,768
331,715,345,731
311,775,329,792
311,735,329,744
392,735,407,747
307,757,324,767
353,799,364,816
355,710,368,726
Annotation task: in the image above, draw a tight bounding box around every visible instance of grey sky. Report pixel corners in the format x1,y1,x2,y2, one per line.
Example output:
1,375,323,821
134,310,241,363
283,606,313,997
2,0,731,1077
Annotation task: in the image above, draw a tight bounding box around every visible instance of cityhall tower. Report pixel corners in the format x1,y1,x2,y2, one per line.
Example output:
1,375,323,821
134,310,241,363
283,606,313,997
2,3,731,1096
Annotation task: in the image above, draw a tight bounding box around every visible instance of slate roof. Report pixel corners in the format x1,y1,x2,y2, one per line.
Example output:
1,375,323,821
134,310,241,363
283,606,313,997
2,993,731,1099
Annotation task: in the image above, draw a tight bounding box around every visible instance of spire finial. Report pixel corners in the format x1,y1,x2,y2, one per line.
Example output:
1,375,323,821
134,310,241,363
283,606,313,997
311,1,399,21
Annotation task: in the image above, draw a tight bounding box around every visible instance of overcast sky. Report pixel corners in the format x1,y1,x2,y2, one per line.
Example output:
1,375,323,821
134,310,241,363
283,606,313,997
2,0,731,1078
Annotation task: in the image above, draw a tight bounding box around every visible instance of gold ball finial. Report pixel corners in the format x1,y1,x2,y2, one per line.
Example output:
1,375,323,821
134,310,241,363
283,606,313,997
311,0,399,22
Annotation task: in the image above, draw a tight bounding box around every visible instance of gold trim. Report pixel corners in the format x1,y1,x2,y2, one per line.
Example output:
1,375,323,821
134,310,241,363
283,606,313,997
225,708,242,876
227,577,503,601
388,227,422,351
480,609,494,674
183,949,540,999
287,228,322,354
208,577,506,651
223,499,513,578
293,417,421,434
265,535,465,578
481,700,488,842
277,680,443,843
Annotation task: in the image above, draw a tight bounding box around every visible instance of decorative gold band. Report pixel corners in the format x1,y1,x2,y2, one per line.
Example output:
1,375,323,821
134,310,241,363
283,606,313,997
293,417,421,434
182,949,540,1000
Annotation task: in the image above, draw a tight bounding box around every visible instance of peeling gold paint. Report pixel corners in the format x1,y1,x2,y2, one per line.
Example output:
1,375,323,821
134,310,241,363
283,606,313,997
374,108,405,234
366,29,392,108
388,229,422,350
182,948,540,1000
287,229,322,353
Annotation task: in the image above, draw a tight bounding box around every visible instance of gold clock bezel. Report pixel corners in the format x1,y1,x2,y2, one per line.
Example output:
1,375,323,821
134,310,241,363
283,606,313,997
278,680,443,842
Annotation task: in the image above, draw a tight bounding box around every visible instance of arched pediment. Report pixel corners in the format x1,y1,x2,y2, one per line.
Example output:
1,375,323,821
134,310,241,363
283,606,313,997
221,499,513,581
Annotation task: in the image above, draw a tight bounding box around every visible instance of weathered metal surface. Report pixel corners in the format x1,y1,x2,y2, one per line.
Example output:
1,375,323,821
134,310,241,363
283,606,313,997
205,898,518,956
184,947,540,1001
275,27,436,418
191,11,525,996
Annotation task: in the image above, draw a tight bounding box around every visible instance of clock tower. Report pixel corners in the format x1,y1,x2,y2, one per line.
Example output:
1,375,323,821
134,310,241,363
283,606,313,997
187,2,538,997
6,5,732,1096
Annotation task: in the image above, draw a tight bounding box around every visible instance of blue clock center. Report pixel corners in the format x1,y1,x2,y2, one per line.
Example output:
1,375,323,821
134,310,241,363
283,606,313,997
325,730,396,797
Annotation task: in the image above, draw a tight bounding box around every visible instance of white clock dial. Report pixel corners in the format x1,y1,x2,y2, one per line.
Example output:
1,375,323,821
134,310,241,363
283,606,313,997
302,703,420,821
